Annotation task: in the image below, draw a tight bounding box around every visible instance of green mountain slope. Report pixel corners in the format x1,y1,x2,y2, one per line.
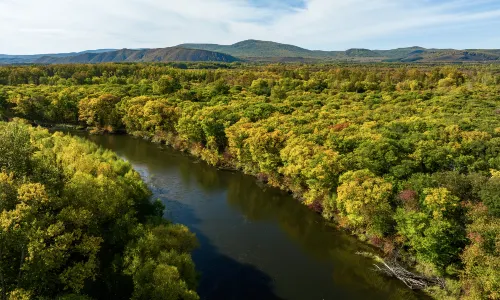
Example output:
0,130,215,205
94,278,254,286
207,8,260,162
376,47,500,62
34,47,240,64
181,39,317,58
3,40,500,64
0,49,117,64
181,40,500,62
345,48,381,57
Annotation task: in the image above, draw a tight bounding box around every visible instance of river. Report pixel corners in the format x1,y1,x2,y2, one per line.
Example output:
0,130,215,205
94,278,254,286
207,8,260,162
76,132,423,300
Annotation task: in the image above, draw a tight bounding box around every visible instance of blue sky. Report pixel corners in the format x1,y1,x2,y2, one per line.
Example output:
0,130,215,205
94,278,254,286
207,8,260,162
1,0,500,54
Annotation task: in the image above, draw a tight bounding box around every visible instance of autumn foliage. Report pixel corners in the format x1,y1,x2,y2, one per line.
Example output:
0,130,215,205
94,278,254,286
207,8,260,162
1,62,499,298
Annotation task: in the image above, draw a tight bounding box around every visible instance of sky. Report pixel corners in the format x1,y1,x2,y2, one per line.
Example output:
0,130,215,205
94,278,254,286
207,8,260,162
1,0,500,54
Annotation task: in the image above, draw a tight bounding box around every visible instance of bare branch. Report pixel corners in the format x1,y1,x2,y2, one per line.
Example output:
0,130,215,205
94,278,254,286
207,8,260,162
357,251,445,290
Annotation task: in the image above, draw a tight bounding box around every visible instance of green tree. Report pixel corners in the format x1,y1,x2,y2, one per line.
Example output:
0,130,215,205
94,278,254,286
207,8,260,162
461,203,500,300
480,170,500,217
395,188,465,271
336,169,393,237
78,94,122,132
0,121,33,175
250,79,271,96
124,225,199,300
153,75,181,95
0,121,199,299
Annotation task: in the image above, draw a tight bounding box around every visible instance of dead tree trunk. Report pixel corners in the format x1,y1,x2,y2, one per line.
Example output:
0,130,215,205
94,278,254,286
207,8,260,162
357,251,445,290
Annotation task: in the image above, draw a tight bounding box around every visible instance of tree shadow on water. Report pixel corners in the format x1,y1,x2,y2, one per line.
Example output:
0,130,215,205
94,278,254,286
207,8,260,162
194,233,284,300
163,199,283,300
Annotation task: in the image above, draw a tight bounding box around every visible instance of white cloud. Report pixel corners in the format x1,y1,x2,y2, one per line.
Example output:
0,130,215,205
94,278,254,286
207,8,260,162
0,0,499,54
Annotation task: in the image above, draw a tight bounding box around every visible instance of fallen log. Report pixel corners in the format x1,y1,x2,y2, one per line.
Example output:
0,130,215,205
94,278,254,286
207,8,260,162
356,251,445,290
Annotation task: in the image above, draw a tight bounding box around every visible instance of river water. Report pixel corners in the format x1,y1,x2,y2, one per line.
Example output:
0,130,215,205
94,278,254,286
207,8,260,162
78,133,422,300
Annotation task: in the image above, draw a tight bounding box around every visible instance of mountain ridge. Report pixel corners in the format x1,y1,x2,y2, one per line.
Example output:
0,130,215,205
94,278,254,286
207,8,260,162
33,47,239,64
0,49,118,64
181,40,500,62
2,39,500,64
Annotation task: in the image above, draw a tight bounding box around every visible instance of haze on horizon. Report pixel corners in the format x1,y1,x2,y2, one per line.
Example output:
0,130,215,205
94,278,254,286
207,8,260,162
1,0,500,55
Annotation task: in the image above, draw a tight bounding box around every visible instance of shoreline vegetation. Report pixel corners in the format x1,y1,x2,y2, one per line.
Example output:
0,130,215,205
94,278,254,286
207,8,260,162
1,62,499,299
0,120,199,299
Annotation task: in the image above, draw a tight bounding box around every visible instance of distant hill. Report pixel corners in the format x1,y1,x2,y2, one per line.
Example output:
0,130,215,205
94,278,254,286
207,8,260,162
181,39,320,58
180,39,348,60
34,47,239,64
345,48,380,57
2,40,500,64
0,49,117,64
373,46,427,59
181,40,500,62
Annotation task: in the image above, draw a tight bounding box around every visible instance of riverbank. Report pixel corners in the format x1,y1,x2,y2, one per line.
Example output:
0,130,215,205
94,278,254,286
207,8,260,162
0,121,199,299
55,124,439,298
74,130,427,300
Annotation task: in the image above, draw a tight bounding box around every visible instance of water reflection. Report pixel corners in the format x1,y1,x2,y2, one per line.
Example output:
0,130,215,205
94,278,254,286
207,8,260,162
74,132,424,300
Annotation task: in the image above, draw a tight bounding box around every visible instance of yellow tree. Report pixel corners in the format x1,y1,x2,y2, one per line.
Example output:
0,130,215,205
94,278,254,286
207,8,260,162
336,169,393,237
78,94,122,132
461,203,500,300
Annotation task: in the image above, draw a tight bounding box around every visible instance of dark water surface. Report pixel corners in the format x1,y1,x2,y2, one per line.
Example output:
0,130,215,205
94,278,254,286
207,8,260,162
76,132,422,300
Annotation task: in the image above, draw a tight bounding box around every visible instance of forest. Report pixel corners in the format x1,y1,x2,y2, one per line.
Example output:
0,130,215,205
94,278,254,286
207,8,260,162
0,62,499,299
0,120,199,299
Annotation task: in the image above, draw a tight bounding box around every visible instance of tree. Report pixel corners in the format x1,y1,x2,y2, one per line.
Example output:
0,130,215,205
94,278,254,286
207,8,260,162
250,79,271,96
336,169,393,237
153,75,181,95
0,121,33,175
8,92,50,121
210,79,230,96
480,170,500,217
124,225,199,300
461,203,499,300
2,63,500,297
78,94,122,132
0,121,199,299
280,136,341,204
395,188,465,271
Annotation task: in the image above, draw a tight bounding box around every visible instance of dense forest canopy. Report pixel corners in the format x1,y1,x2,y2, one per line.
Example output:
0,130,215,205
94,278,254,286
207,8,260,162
0,62,499,299
0,120,199,299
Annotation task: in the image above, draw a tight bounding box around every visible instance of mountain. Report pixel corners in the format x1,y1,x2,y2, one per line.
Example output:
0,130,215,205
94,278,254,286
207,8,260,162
181,40,390,60
0,49,117,64
3,40,500,64
34,47,239,64
373,46,427,59
345,48,381,57
180,39,348,60
181,39,321,58
369,47,498,62
181,40,500,62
